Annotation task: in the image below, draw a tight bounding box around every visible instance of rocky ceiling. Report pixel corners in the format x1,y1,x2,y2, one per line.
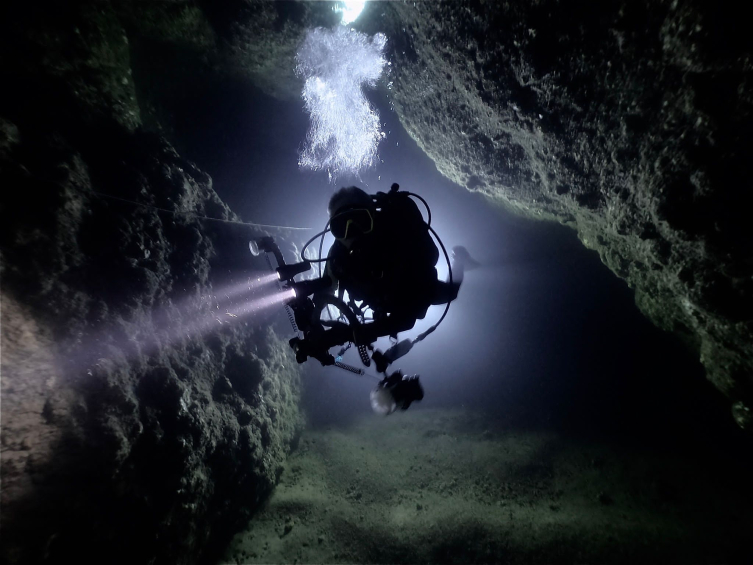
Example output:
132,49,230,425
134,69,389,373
371,0,753,431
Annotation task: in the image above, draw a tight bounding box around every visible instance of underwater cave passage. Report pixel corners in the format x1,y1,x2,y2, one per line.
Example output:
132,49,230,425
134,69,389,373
2,3,752,564
193,87,753,564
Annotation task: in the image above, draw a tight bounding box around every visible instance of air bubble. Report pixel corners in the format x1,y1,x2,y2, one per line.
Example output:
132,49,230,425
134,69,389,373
296,26,388,180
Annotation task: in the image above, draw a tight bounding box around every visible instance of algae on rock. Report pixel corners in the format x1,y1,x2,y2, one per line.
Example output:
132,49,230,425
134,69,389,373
364,0,753,429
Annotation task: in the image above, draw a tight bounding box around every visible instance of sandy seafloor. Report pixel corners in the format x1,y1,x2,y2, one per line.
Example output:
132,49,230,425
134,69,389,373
221,408,752,564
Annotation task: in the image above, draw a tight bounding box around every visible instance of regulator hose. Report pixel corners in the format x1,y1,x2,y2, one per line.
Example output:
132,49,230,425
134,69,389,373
358,344,371,367
334,361,366,375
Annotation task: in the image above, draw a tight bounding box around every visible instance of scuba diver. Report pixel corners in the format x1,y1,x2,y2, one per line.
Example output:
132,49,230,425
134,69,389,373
251,183,478,413
293,183,477,368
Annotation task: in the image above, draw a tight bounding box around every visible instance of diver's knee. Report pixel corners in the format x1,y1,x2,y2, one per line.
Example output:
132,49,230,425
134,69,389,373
397,316,418,331
431,280,460,305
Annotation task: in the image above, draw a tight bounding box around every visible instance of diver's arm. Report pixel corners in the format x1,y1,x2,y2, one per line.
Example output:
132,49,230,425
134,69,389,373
353,313,415,344
314,243,340,296
312,310,415,350
296,247,339,303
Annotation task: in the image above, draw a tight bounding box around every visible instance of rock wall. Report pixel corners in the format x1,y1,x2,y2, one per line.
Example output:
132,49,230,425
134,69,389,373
363,0,753,429
2,0,751,562
122,0,752,430
0,3,304,564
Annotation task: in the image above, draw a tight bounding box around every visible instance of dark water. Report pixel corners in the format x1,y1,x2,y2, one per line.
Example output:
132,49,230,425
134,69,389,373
152,72,751,472
126,42,753,564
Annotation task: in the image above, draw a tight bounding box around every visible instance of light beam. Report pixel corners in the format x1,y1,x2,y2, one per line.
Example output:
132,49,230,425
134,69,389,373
225,289,297,320
209,273,279,303
337,1,366,25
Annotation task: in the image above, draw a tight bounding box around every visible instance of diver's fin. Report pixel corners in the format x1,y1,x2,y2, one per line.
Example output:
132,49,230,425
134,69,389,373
452,246,481,271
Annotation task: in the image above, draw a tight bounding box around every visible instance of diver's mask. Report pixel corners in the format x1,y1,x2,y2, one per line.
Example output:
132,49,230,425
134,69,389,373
370,370,424,415
330,208,374,240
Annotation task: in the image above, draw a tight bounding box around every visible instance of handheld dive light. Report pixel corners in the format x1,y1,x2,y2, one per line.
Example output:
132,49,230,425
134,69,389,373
284,276,333,302
276,260,311,282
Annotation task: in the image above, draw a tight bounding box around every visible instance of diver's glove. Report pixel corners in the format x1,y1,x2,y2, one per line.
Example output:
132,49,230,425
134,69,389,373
289,322,352,365
289,335,334,366
372,339,414,373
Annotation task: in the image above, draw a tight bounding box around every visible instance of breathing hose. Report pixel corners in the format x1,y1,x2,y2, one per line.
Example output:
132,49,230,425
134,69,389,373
358,344,371,366
334,361,366,375
296,185,455,370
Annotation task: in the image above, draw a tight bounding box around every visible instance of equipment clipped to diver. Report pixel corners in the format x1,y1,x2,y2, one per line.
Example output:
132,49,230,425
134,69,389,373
252,234,427,414
370,370,424,415
371,339,413,373
249,184,452,413
250,236,371,374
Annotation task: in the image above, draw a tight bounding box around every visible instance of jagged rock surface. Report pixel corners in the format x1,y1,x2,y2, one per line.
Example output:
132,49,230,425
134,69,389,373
0,4,304,563
2,0,752,562
0,120,303,564
366,0,753,429
107,0,753,429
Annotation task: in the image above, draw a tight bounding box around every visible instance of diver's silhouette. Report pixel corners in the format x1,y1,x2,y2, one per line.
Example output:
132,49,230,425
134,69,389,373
291,183,477,370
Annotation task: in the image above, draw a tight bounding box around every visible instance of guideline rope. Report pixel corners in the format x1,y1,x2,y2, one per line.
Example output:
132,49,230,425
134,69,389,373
90,189,312,231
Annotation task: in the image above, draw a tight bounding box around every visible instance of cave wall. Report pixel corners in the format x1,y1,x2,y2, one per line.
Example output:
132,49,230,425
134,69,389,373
0,3,305,564
2,0,752,562
109,0,752,430
361,0,753,429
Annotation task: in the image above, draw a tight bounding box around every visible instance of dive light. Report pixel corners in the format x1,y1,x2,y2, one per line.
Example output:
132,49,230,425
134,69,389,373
249,236,276,257
276,260,311,282
284,276,333,303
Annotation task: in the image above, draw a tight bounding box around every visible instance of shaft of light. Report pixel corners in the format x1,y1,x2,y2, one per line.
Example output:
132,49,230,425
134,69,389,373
67,285,295,379
211,273,279,302
338,1,366,25
225,288,297,321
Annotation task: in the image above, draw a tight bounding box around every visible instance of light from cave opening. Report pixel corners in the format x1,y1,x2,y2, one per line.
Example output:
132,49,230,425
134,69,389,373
296,25,387,180
337,1,366,25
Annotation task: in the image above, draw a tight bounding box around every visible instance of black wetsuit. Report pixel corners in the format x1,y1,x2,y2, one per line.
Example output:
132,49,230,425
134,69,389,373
315,192,456,349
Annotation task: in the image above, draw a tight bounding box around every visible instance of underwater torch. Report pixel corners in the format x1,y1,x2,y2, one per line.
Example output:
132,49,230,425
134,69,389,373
276,260,311,282
284,276,332,302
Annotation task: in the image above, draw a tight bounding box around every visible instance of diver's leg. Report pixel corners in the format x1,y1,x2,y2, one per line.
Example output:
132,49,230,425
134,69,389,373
431,280,459,305
430,246,479,305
